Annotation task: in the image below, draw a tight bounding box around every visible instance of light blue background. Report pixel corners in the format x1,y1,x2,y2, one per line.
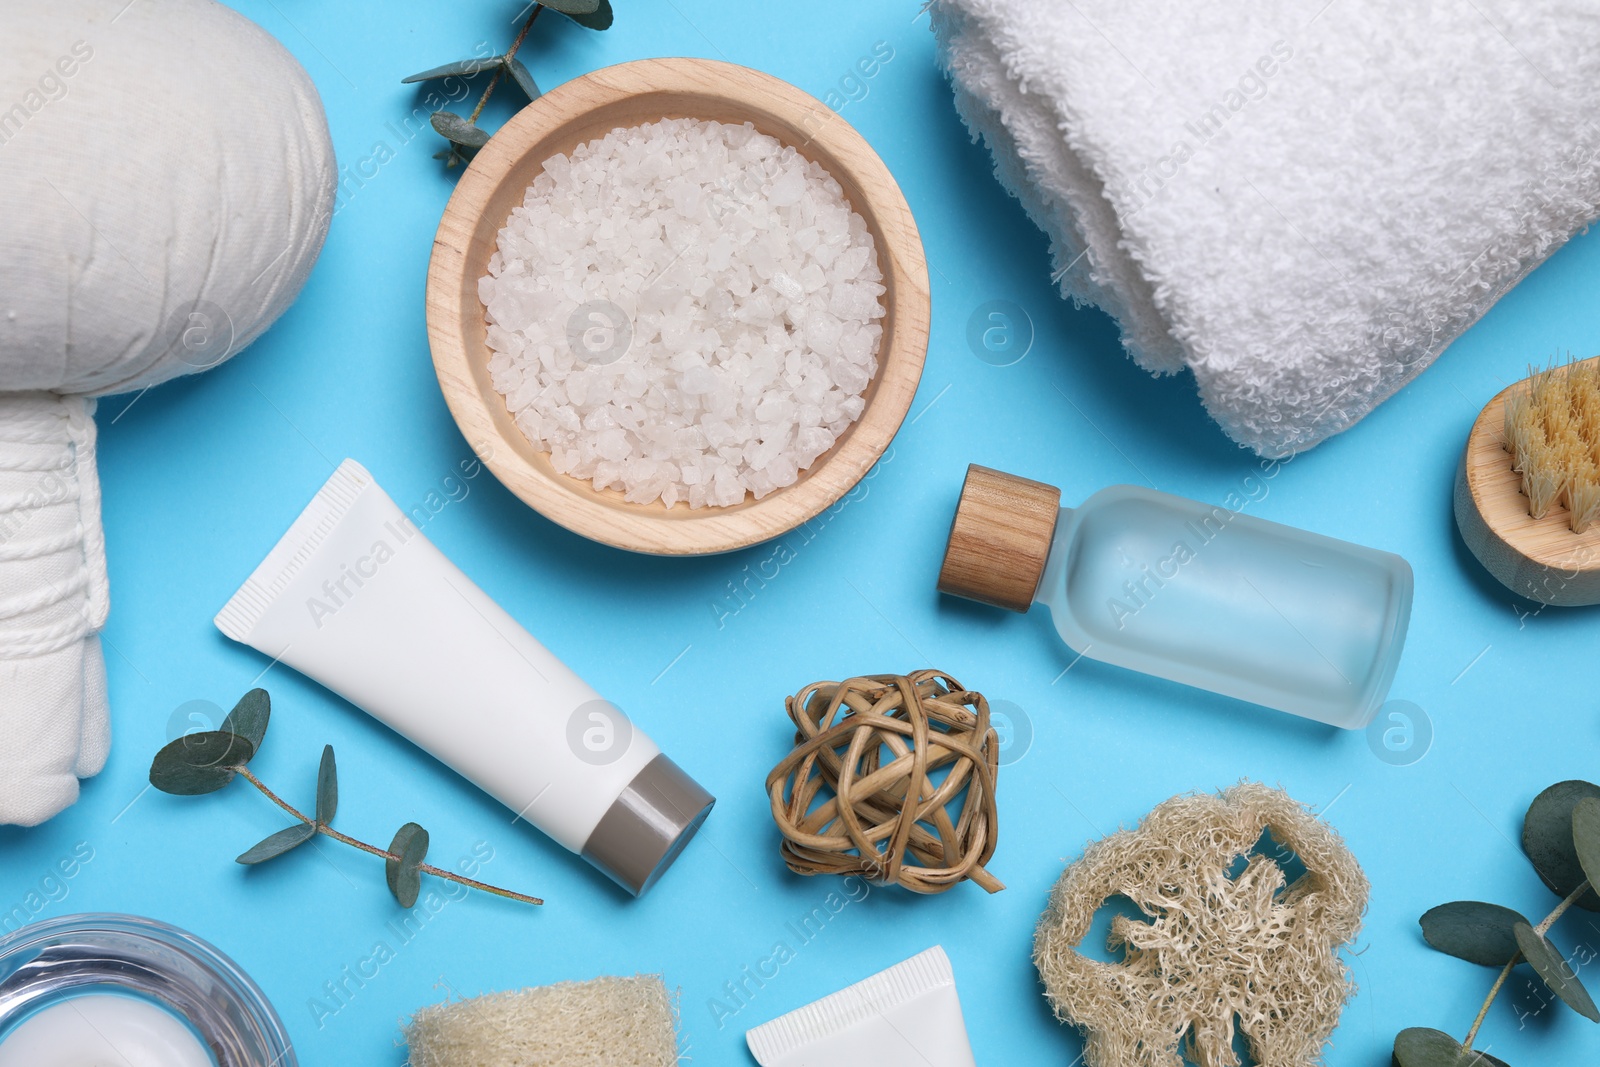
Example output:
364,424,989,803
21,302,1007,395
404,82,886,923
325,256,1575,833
5,1,1600,1064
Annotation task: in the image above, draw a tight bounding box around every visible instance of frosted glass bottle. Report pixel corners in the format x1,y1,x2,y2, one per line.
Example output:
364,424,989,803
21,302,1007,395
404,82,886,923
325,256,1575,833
937,466,1413,728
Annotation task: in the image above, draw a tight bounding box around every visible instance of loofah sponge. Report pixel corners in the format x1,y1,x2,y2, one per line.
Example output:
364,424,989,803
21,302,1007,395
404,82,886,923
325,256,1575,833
402,976,678,1067
1034,782,1368,1067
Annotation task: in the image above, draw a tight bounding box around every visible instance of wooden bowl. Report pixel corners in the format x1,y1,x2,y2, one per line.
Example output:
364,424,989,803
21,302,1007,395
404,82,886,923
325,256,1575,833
1454,355,1600,606
426,58,929,555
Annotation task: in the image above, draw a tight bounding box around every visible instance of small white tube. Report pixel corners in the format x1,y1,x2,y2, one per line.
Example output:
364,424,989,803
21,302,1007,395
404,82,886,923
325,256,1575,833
745,946,977,1067
215,459,712,896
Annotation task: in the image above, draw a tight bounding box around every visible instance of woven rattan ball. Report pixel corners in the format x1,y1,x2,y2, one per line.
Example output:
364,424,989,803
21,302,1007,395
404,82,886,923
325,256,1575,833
765,670,1003,894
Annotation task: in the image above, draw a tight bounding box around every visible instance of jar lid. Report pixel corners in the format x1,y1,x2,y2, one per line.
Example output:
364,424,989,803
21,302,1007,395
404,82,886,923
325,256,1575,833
937,464,1062,613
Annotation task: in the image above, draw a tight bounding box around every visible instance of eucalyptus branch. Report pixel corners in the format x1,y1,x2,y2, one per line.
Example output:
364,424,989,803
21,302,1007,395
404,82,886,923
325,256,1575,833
1396,786,1600,1066
236,767,543,906
1461,880,1590,1051
401,0,616,169
149,689,543,912
468,6,540,125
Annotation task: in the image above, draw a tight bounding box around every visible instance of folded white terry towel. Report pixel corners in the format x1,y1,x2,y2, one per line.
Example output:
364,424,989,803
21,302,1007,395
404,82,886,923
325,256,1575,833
931,0,1600,456
0,393,109,827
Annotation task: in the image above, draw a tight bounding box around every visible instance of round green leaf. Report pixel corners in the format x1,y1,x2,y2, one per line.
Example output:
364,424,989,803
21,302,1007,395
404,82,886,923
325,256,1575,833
1420,901,1530,967
219,689,270,753
1513,922,1600,1022
1392,1028,1511,1067
505,57,540,101
1524,781,1600,910
537,0,601,14
430,111,490,148
236,822,317,865
1572,796,1600,892
402,57,504,84
386,822,429,908
558,0,613,30
149,730,255,795
316,745,338,825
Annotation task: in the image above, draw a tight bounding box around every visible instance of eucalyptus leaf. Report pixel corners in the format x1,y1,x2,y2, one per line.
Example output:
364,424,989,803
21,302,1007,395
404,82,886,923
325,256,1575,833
149,730,256,795
236,822,317,865
1420,901,1530,967
386,822,430,908
558,0,614,30
220,689,270,752
535,0,601,14
430,111,490,148
1523,781,1600,910
1513,922,1600,1022
505,57,540,101
402,57,504,83
1572,796,1600,892
316,745,338,825
1392,1028,1511,1067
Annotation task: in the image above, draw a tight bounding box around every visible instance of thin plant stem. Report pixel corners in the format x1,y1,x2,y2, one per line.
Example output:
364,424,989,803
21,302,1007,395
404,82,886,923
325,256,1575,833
1463,957,1517,1051
468,4,541,124
1461,879,1591,1050
234,766,543,906
467,68,506,125
1535,880,1591,935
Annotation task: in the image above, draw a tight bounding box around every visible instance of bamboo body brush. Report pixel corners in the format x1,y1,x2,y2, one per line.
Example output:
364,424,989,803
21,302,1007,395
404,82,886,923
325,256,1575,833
1456,356,1600,605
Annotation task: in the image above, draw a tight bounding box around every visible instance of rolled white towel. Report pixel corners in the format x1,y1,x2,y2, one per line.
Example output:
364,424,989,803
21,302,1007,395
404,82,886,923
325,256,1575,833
931,0,1600,455
0,393,108,827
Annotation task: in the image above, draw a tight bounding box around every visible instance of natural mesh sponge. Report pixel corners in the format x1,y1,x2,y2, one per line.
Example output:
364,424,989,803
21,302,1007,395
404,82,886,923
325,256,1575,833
1034,782,1368,1067
402,975,678,1067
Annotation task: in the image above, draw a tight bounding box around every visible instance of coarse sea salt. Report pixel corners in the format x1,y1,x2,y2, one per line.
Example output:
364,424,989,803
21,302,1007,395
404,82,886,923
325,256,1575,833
479,117,886,509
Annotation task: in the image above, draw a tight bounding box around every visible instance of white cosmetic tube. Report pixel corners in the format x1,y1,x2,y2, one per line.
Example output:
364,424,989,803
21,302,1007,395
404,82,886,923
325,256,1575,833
214,459,713,896
745,946,977,1067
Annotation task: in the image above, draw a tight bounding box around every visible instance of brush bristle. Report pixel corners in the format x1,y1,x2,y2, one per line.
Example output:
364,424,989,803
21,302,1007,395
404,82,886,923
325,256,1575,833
1503,358,1600,532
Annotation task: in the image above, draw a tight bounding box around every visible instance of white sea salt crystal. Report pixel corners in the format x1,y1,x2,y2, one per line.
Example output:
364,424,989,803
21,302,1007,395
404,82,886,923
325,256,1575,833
479,117,885,508
766,454,799,488
771,272,805,302
830,359,871,395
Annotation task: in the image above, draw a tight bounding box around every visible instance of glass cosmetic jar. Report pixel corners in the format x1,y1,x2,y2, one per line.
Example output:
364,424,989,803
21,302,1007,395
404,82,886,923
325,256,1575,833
0,913,294,1067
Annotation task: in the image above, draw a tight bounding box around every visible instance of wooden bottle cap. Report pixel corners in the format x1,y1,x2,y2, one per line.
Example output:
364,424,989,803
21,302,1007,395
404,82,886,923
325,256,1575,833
938,464,1062,613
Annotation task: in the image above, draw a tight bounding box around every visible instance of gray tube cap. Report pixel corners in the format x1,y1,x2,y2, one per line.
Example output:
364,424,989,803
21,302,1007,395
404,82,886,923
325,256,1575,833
581,753,714,897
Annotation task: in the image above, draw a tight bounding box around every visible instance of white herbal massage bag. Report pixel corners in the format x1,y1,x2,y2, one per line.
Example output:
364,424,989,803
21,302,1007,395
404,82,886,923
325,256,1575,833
0,0,336,825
